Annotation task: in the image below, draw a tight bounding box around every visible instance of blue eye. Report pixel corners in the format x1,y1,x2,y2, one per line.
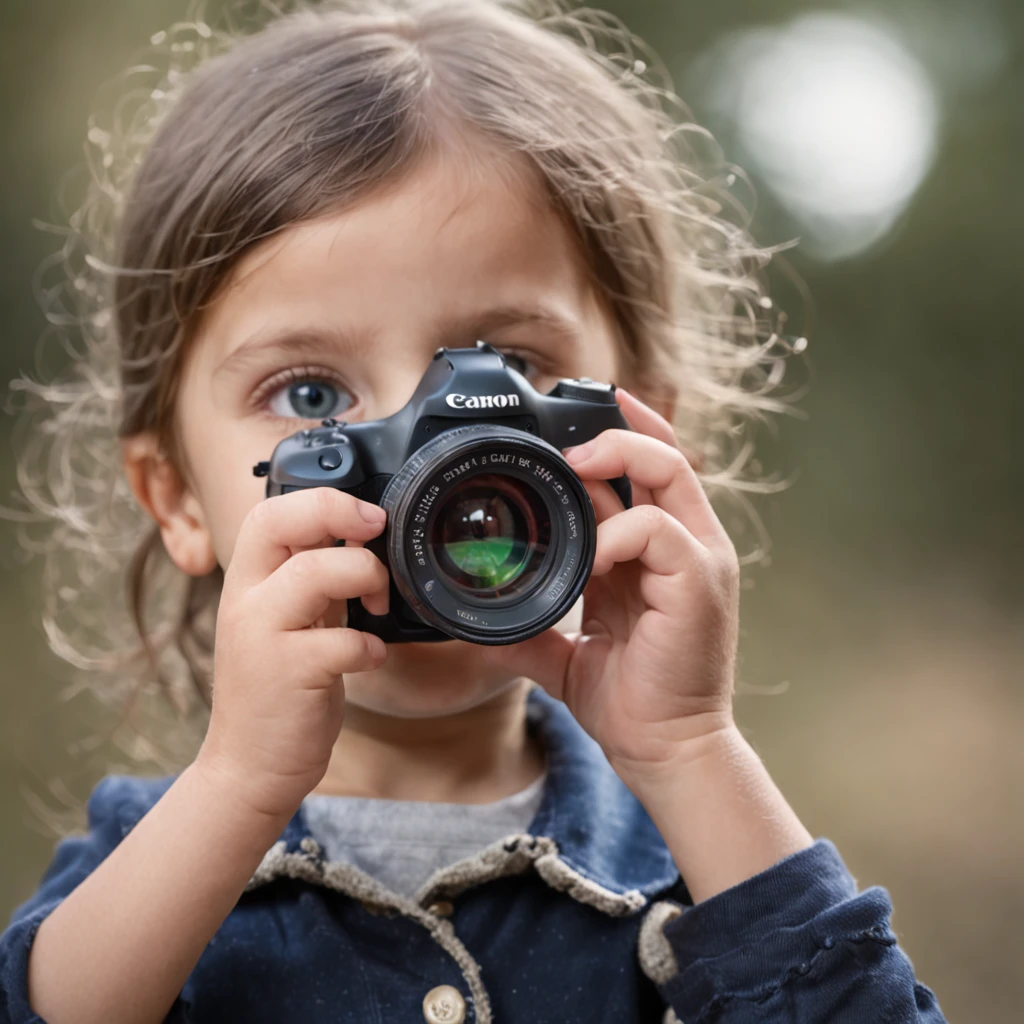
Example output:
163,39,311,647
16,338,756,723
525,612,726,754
501,350,538,379
268,379,353,419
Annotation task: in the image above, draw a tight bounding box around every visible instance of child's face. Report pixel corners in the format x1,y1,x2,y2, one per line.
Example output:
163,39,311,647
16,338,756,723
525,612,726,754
154,144,623,718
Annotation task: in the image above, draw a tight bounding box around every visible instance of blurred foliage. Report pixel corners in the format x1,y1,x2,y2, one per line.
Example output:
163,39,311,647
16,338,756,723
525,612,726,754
1,1,1020,1020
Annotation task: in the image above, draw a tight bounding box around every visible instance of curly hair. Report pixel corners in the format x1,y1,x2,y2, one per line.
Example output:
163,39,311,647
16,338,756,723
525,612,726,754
9,0,808,789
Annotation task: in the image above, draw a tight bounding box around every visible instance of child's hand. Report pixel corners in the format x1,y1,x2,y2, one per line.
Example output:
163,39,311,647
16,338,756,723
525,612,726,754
195,489,391,823
487,388,741,785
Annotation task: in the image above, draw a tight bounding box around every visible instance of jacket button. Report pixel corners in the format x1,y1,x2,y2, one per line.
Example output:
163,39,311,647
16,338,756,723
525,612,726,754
427,900,454,917
422,984,466,1023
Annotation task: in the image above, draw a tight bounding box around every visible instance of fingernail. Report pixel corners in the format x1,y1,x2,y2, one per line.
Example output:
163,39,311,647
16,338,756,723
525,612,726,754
358,500,387,525
563,441,594,464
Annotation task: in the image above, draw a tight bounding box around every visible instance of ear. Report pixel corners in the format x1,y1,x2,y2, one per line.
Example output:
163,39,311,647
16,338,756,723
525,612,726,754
122,433,217,577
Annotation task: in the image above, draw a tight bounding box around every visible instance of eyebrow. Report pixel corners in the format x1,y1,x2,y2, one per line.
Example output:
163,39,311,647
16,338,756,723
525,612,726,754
213,304,583,379
442,305,584,349
214,325,371,380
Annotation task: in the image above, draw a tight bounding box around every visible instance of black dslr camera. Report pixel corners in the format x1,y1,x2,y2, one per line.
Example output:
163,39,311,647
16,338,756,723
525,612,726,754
254,341,632,645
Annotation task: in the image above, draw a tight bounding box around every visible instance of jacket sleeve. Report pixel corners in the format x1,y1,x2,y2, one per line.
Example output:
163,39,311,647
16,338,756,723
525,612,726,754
639,838,947,1024
0,776,135,1024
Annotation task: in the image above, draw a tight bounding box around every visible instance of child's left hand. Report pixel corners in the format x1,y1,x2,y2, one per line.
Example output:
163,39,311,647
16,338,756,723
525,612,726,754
488,388,741,784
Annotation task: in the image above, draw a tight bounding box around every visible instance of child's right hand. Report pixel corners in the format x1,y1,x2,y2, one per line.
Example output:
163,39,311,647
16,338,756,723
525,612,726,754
194,488,391,823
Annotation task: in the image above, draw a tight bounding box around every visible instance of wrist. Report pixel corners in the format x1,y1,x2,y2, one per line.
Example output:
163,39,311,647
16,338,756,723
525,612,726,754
615,724,814,904
188,752,299,841
609,711,740,792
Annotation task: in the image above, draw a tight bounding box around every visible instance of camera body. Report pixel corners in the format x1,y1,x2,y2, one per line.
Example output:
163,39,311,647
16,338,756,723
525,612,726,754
255,341,631,645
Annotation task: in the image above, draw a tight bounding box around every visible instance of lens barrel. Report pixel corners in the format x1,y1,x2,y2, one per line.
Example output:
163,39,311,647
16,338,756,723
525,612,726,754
380,424,596,644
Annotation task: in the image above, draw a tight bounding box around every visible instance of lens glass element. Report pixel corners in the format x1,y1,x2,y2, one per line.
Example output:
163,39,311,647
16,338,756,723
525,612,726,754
429,474,550,598
382,423,599,645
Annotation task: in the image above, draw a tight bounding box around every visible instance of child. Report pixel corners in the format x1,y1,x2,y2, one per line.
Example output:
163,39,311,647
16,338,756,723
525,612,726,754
2,1,948,1021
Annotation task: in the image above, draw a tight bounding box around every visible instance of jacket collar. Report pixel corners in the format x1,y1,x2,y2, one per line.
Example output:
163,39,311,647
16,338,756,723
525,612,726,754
114,684,680,914
270,683,680,907
519,683,680,899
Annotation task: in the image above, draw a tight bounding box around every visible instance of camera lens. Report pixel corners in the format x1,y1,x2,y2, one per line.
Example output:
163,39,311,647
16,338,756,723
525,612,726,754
380,424,596,645
431,475,551,597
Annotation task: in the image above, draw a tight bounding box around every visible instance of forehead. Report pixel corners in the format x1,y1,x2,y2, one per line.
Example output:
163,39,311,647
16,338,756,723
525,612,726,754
196,143,600,351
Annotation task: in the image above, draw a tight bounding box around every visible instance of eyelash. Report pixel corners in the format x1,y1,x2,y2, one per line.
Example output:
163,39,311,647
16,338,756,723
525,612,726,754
251,365,351,416
250,348,549,419
500,348,544,378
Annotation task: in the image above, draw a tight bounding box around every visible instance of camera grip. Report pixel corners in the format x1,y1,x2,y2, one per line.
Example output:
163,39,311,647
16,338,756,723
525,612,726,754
608,473,632,510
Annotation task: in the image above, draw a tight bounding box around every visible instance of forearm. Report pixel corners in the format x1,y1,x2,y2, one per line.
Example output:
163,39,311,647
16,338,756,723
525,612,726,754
621,724,814,904
27,759,292,1024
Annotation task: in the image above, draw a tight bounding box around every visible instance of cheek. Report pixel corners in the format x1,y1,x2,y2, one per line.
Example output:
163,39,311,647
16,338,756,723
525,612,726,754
197,458,267,568
175,395,270,569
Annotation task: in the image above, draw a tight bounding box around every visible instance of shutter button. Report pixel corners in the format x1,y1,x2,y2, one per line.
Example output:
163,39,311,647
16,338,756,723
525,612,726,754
422,984,466,1023
318,448,343,471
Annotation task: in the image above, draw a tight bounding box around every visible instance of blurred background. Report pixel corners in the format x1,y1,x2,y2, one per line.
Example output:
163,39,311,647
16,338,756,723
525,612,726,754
1,0,1020,1018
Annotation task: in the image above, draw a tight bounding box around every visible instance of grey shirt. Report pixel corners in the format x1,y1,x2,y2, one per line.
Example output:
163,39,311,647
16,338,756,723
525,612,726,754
300,770,548,898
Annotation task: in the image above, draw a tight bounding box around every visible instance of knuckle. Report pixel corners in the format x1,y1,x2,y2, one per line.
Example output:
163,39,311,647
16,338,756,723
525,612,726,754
352,545,379,577
317,626,347,656
362,545,381,569
658,423,681,447
286,550,315,581
326,629,363,669
246,495,272,532
635,503,666,530
218,587,259,637
313,486,337,521
366,548,385,581
216,593,245,631
704,539,739,584
668,447,688,473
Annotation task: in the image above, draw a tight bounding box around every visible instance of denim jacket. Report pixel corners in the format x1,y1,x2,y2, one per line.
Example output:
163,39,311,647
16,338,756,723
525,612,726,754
2,684,947,1023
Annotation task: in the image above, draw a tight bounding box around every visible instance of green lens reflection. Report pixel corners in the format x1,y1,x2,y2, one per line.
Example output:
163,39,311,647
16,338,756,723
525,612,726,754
443,534,522,588
430,474,549,598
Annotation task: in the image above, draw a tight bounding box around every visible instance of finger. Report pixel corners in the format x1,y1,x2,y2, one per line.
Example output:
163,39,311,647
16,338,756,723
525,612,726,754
616,388,705,471
592,504,697,577
565,430,727,550
582,479,625,525
614,388,678,446
230,488,387,589
256,545,390,630
580,472,654,523
286,626,388,682
582,478,655,524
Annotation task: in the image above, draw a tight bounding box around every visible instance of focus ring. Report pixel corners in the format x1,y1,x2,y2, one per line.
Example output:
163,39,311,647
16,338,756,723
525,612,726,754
380,425,595,644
